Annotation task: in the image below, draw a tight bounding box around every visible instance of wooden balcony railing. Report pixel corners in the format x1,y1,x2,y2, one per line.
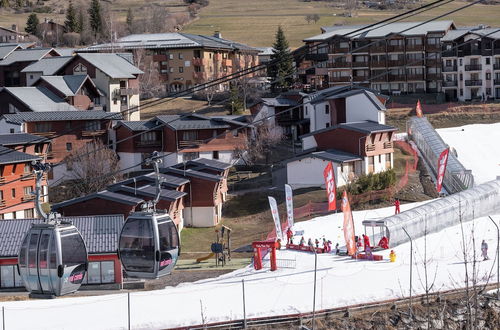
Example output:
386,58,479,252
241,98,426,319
465,80,482,86
178,140,204,148
22,195,35,202
192,57,204,66
21,173,34,181
82,129,106,137
465,64,482,71
442,81,458,87
405,44,424,52
352,62,369,67
135,140,162,147
0,177,4,184
383,141,393,149
366,144,376,152
0,200,5,207
443,66,457,72
387,45,405,52
33,132,56,138
370,61,386,68
329,61,351,68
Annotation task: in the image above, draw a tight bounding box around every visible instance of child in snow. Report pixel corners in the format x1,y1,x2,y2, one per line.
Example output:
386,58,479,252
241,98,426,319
389,250,396,262
394,198,401,214
481,240,489,261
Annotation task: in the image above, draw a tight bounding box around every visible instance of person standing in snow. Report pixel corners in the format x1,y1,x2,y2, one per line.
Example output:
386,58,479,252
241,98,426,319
286,228,293,244
481,240,489,261
315,238,319,248
335,243,340,255
308,238,314,251
299,236,305,246
394,198,401,214
363,234,371,252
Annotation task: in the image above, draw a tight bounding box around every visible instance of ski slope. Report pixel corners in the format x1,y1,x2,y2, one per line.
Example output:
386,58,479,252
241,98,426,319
1,123,499,329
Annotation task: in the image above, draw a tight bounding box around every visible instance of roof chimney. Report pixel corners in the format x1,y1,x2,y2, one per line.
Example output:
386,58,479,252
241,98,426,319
214,31,222,39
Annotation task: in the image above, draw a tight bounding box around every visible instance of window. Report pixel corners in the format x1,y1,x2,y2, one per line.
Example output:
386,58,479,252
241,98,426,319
459,59,463,66
11,188,15,198
326,123,330,128
87,262,101,284
182,131,198,141
35,122,51,133
179,67,183,73
65,122,72,130
161,61,168,65
325,104,329,114
183,152,199,161
460,89,463,96
23,186,33,196
486,58,490,65
459,73,463,81
212,151,219,159
29,74,33,80
178,53,184,59
169,54,174,60
378,155,381,163
0,190,3,200
24,163,30,173
486,73,491,80
25,208,34,218
9,128,14,133
486,88,491,95
84,121,100,131
169,67,174,73
66,143,72,151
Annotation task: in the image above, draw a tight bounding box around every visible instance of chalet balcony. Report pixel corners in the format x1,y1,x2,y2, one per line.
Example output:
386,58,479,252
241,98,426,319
387,45,404,52
120,105,129,111
222,59,232,67
178,140,204,148
425,59,440,66
370,45,386,53
372,74,388,82
0,199,5,207
426,73,442,81
494,48,500,55
135,140,162,147
22,195,35,202
494,80,500,85
407,74,425,81
0,177,4,183
353,76,367,82
493,64,500,70
192,57,204,66
370,61,386,68
465,64,482,71
465,80,482,86
46,152,54,159
193,72,207,80
388,60,405,67
352,62,369,68
21,173,34,180
120,88,139,96
442,50,457,57
426,44,441,51
365,144,376,152
82,129,106,137
405,44,424,52
407,59,424,66
305,53,329,61
443,65,457,72
383,141,393,149
329,61,351,68
442,81,458,87
33,132,56,138
389,74,405,81
462,49,481,56
330,76,351,82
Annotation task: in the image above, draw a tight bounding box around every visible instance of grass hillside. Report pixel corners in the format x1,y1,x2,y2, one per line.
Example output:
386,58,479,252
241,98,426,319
182,0,500,47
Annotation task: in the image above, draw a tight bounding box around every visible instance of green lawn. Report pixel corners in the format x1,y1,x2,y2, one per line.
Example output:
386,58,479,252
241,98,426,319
183,0,500,48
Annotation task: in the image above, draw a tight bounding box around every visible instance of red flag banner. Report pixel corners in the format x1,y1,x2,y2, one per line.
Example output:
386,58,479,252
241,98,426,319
323,162,336,211
436,148,450,193
341,191,356,256
416,99,423,118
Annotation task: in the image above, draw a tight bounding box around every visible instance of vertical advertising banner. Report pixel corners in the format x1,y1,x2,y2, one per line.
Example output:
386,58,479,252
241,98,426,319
341,191,356,256
268,196,283,240
416,99,424,118
284,184,294,229
436,148,450,193
323,161,337,211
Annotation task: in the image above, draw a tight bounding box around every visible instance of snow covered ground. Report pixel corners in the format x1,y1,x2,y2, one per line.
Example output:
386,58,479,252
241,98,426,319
437,122,500,185
1,123,499,329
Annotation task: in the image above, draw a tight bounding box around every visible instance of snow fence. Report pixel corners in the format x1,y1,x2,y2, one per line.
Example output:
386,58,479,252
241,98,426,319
384,179,500,247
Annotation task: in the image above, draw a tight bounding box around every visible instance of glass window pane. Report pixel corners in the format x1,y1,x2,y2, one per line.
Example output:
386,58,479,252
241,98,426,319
87,262,101,284
14,267,23,287
60,230,87,267
49,237,57,270
119,218,155,273
39,233,50,270
0,266,14,288
101,261,115,283
28,233,39,276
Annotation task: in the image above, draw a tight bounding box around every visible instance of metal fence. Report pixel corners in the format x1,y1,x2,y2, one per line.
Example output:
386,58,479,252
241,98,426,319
407,116,474,194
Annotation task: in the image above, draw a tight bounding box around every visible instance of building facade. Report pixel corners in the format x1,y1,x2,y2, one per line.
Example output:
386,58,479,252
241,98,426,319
81,32,259,95
299,21,456,95
441,26,500,101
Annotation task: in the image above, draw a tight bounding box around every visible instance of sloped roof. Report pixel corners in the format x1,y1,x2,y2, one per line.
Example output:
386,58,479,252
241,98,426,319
0,133,45,146
285,149,362,164
2,86,78,112
164,167,222,182
80,32,258,53
188,158,232,171
0,44,20,60
307,85,388,105
52,190,144,210
0,215,124,257
111,184,186,201
111,172,190,189
117,120,161,131
21,56,73,74
261,97,298,107
306,20,455,41
441,26,500,41
76,53,143,78
0,145,40,165
0,48,59,66
340,121,398,134
37,75,100,97
155,114,231,130
2,110,122,124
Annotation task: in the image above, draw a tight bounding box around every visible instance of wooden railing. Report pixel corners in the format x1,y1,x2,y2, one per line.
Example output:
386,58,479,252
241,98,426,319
22,195,34,202
383,141,393,149
0,200,5,207
366,144,376,152
82,130,106,137
21,173,34,180
178,140,204,148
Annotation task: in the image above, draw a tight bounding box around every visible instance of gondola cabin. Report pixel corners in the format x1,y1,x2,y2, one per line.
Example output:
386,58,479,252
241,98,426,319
18,222,88,297
119,212,179,279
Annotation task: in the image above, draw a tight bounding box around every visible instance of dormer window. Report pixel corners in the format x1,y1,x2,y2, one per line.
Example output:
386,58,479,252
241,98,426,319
73,63,87,74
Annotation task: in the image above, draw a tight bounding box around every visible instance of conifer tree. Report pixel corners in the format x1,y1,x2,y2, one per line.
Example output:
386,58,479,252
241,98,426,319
25,13,39,35
77,8,85,33
0,0,10,8
269,26,295,92
126,7,134,34
65,1,78,33
88,0,102,39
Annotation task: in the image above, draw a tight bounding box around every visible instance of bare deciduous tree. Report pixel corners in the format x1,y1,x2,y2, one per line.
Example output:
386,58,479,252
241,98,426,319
65,139,121,199
234,123,283,165
134,48,165,98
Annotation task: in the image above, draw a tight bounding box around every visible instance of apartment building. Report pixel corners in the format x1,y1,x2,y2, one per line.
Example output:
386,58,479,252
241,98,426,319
441,26,500,101
81,32,260,95
300,21,456,95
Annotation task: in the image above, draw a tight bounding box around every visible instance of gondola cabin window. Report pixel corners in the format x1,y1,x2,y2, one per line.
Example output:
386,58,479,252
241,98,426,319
120,218,155,273
0,265,23,288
